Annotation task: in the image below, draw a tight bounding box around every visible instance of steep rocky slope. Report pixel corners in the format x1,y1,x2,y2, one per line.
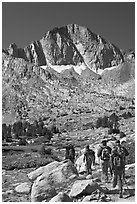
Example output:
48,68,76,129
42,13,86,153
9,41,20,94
3,24,124,70
2,50,134,127
2,24,135,127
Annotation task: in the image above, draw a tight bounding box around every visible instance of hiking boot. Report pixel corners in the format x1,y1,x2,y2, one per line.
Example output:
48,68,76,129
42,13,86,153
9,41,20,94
119,194,123,198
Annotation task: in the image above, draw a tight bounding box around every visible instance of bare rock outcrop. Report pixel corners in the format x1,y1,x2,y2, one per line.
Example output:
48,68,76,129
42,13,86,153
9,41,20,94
4,24,124,71
7,41,47,66
40,29,83,66
65,24,123,69
24,41,47,65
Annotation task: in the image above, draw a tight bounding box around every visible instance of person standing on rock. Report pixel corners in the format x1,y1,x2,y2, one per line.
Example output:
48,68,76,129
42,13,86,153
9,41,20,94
65,144,75,164
111,140,129,198
97,140,112,182
83,145,95,175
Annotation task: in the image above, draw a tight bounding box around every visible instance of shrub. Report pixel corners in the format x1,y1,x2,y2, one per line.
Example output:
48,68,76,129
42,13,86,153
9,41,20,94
2,123,9,141
12,121,23,138
101,116,109,128
108,113,119,128
50,125,60,134
41,127,53,140
83,122,94,130
119,106,125,110
96,116,109,128
44,148,52,155
120,131,126,138
96,117,102,128
108,128,113,135
121,111,133,119
108,128,120,134
31,148,38,152
18,138,27,146
39,144,52,156
39,144,46,155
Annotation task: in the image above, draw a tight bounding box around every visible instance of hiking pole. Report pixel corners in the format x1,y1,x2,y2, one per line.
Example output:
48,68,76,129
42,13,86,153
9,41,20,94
98,158,102,181
123,178,130,190
122,177,131,197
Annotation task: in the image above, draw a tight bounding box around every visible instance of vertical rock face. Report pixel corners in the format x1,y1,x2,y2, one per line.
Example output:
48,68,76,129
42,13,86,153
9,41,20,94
24,41,47,65
40,30,83,66
4,24,124,70
8,43,18,57
64,24,123,69
7,41,47,66
121,49,135,63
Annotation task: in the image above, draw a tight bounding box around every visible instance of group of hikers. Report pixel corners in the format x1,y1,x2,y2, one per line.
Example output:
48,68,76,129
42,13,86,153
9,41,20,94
65,138,129,198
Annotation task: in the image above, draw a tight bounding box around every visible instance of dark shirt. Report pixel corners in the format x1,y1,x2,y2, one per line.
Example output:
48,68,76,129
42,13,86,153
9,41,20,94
84,149,95,162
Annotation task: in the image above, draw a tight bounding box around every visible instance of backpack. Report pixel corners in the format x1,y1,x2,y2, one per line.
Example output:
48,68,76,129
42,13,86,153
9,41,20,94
113,146,125,168
101,147,110,161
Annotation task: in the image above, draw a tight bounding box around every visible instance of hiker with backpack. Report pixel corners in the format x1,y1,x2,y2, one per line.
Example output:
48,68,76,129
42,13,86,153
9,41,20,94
83,145,95,175
65,144,75,163
111,140,129,198
97,140,112,182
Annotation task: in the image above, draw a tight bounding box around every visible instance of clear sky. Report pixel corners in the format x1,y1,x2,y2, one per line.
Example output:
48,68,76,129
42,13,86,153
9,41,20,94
2,2,135,50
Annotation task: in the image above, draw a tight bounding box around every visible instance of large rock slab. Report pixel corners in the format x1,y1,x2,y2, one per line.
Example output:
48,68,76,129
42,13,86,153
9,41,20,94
69,179,105,198
28,161,59,181
31,183,56,202
30,160,78,202
49,192,73,202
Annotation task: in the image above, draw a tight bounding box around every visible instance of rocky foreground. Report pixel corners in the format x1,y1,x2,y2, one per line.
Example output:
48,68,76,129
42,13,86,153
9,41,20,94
2,158,135,202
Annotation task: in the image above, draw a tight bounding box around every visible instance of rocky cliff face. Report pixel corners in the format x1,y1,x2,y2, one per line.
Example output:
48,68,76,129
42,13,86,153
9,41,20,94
4,24,124,70
7,41,47,66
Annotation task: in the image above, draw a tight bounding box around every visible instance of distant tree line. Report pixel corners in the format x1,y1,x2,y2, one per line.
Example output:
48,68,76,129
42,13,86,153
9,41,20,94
95,111,133,134
2,119,60,142
96,113,119,129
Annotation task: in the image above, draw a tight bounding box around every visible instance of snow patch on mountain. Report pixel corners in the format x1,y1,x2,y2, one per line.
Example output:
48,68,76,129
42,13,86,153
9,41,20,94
41,63,87,75
97,65,120,75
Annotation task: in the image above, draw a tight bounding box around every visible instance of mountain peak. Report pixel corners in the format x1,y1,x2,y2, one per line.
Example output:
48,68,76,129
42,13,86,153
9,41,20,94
3,24,124,69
